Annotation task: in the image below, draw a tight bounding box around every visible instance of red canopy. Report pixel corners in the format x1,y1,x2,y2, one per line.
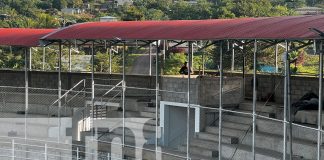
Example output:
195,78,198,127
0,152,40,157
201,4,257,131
0,28,55,47
43,15,324,41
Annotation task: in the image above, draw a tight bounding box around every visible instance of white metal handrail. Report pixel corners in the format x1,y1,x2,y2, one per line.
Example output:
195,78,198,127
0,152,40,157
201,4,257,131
48,79,86,108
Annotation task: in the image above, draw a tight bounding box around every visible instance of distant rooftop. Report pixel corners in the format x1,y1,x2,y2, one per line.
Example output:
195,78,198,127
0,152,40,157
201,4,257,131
296,6,323,15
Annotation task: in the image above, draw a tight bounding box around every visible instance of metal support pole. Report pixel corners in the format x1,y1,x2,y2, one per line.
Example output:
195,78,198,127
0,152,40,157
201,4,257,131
29,47,32,70
186,41,192,160
275,44,279,73
283,40,289,160
155,40,160,159
91,41,95,139
287,42,293,160
149,43,152,76
25,48,29,140
191,42,194,70
12,139,14,160
317,40,323,160
202,50,205,75
314,39,317,54
43,47,46,71
122,42,126,148
45,143,47,160
163,40,166,61
252,40,257,160
69,44,72,72
109,47,112,74
218,41,223,160
58,42,62,142
77,147,79,160
242,44,245,101
231,43,235,71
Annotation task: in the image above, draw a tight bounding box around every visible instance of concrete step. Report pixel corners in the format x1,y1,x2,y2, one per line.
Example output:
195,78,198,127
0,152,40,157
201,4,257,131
294,110,324,126
98,133,147,145
129,118,157,126
197,132,238,144
241,131,323,159
239,101,279,113
187,138,282,160
140,111,159,118
179,145,218,158
220,121,252,131
223,114,252,125
106,110,140,118
143,106,158,113
205,126,247,140
112,127,156,140
231,109,276,118
256,118,317,142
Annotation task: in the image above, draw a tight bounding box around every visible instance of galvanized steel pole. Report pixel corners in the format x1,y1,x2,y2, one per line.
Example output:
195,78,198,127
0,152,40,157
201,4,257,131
149,43,152,76
283,40,289,160
109,47,112,74
69,44,72,72
231,43,235,71
318,40,323,160
58,42,62,142
91,41,95,140
275,44,279,73
122,42,126,148
155,40,160,159
43,47,46,71
218,41,223,160
187,41,192,160
252,40,257,160
29,47,32,70
287,42,293,160
25,48,29,140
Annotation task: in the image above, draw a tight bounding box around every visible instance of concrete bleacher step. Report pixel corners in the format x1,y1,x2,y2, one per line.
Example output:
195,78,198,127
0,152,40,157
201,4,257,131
231,109,276,118
239,101,279,113
220,121,251,131
143,106,158,113
188,138,282,160
294,110,324,126
205,126,247,140
197,132,239,144
128,118,157,126
98,133,147,144
256,118,318,142
222,114,252,125
139,111,159,118
241,131,323,159
179,145,218,158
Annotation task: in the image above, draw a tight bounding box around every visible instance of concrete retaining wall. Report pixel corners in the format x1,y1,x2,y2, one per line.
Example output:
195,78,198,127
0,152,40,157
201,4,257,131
242,74,319,103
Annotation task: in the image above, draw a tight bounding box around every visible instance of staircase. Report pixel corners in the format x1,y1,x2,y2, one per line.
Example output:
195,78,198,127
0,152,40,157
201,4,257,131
177,100,319,160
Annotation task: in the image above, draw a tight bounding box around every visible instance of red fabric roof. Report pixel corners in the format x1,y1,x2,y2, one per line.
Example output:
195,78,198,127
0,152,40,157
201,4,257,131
43,15,324,41
0,28,55,47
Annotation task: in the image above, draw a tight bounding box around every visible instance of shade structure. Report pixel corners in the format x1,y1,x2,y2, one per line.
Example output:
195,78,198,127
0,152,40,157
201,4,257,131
0,28,55,47
43,15,324,41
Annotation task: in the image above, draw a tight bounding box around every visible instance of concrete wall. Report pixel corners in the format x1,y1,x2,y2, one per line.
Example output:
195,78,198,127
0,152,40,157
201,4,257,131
242,74,319,103
0,70,242,107
161,76,242,106
1,70,320,105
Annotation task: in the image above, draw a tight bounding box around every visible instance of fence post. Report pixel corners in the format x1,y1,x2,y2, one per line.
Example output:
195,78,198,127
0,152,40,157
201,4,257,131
45,143,47,160
11,139,14,160
76,147,79,160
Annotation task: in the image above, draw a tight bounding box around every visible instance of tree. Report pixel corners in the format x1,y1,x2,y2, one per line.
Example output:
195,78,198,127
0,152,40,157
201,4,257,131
71,0,83,8
35,13,60,28
52,0,67,10
121,4,145,21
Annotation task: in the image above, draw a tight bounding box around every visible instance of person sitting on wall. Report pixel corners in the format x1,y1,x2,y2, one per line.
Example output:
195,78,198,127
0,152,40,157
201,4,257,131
179,61,192,75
